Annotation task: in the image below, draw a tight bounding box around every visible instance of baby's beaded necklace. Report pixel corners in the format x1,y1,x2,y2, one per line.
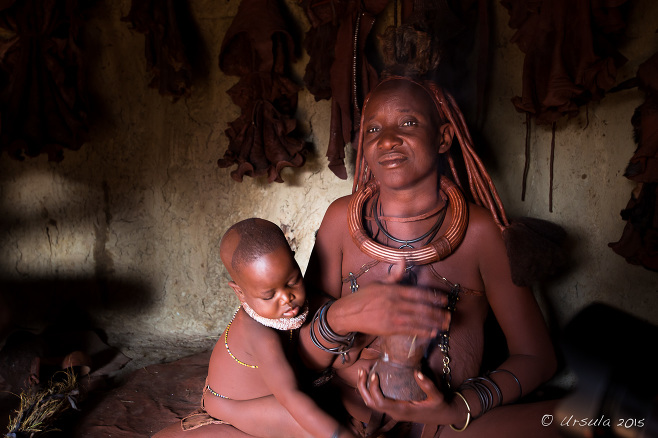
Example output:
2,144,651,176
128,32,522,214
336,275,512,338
225,305,306,368
224,308,258,368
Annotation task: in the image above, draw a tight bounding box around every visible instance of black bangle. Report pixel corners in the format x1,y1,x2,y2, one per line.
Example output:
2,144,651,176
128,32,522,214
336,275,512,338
460,375,503,417
310,300,355,363
483,375,503,407
461,380,490,416
489,368,523,399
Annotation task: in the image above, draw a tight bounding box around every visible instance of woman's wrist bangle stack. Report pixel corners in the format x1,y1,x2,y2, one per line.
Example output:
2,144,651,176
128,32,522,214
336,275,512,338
459,377,503,417
457,369,521,420
449,391,471,432
310,300,356,363
489,368,523,400
460,375,501,417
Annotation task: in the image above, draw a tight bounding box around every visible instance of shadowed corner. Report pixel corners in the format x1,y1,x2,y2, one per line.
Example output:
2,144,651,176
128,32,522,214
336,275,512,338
555,302,658,438
0,277,152,434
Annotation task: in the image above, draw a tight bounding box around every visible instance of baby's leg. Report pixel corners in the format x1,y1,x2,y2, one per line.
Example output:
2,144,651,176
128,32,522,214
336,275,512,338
204,393,315,438
151,407,315,438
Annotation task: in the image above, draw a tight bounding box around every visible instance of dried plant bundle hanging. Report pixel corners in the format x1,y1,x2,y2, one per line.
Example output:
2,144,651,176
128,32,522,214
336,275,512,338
5,370,80,438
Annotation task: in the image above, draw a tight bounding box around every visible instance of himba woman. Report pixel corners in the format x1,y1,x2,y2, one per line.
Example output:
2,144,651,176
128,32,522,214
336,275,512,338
292,24,565,438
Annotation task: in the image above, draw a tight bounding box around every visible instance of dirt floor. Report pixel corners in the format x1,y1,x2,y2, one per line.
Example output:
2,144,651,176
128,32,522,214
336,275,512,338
0,328,209,438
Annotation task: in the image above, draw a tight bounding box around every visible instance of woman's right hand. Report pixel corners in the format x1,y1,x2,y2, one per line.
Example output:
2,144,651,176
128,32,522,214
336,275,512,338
357,368,468,427
327,261,450,339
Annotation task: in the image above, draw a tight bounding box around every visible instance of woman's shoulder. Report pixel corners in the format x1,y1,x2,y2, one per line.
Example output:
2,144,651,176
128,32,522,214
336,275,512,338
325,194,352,215
319,194,352,230
465,202,503,237
452,202,506,263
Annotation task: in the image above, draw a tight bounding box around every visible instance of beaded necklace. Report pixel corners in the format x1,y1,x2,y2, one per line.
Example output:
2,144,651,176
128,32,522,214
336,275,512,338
224,305,302,369
224,308,258,368
241,301,308,330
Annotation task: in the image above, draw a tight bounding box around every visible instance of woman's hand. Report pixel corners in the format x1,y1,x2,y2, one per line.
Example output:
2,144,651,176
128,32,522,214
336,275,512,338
328,261,450,339
356,368,465,426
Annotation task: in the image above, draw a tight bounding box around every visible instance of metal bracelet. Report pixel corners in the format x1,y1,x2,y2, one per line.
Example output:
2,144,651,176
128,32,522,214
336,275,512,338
489,368,523,400
449,391,471,432
310,300,355,363
481,375,503,408
468,376,502,409
461,377,498,417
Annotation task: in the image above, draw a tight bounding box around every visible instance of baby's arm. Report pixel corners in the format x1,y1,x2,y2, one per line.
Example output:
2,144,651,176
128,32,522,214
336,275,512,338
211,394,313,438
252,326,354,438
210,325,352,438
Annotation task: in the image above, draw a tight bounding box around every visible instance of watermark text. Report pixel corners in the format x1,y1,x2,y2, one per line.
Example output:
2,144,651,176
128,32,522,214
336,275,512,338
541,414,645,430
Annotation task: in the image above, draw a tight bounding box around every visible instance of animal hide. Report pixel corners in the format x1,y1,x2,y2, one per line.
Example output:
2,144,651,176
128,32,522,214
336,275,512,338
609,52,658,271
217,0,306,183
501,0,630,210
0,0,88,161
502,0,629,123
301,0,388,179
122,0,194,101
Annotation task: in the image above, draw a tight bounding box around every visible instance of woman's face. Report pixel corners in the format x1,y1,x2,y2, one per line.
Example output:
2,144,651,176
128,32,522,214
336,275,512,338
362,80,442,190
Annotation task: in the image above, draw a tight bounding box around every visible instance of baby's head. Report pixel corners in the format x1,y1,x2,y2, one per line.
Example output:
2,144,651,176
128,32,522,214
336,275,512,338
220,218,306,323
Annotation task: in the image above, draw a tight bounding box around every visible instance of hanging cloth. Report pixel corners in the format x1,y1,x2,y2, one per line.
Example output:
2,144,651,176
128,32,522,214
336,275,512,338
301,0,388,179
217,0,306,183
122,0,194,102
501,0,630,211
300,0,348,102
0,0,88,161
609,52,658,271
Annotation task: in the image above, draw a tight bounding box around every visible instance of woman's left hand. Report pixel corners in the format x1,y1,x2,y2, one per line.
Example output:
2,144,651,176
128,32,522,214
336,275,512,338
356,368,461,425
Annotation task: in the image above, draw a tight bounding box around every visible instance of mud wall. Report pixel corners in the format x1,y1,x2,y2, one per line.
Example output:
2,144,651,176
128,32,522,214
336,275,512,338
0,0,656,371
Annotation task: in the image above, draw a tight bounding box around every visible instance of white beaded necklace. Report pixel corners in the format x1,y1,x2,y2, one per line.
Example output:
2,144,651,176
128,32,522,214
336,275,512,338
241,301,308,331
